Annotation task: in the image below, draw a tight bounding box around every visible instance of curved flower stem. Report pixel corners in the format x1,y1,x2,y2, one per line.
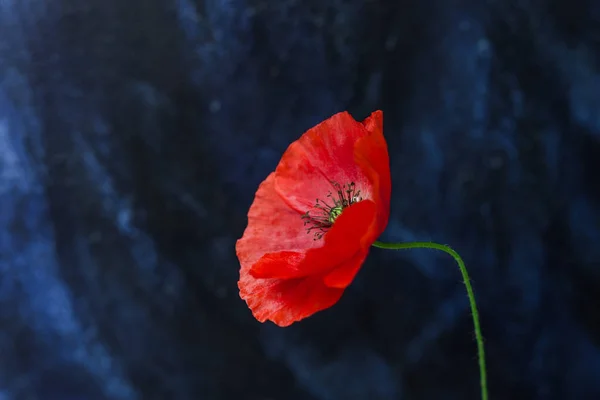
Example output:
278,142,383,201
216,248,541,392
372,240,488,400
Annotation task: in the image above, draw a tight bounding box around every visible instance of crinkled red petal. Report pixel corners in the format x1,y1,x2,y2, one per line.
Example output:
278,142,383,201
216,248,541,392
274,112,374,213
239,274,344,327
323,249,369,289
236,173,322,273
355,110,391,235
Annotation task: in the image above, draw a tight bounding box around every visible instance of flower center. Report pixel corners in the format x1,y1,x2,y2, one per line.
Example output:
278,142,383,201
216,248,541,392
301,181,363,240
328,205,343,223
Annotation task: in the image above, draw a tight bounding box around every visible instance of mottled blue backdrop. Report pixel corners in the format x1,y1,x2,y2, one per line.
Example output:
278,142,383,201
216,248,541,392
1,0,599,399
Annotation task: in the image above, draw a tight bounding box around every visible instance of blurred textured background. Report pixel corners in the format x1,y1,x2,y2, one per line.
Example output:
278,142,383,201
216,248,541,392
1,0,599,399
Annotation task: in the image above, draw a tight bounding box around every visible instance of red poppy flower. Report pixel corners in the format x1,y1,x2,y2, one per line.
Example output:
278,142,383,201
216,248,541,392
236,110,391,327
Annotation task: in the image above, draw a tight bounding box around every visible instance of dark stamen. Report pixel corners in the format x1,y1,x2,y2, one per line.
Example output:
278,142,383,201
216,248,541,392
300,181,363,240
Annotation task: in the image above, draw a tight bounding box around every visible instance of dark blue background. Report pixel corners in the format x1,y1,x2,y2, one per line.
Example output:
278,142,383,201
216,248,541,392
1,0,599,399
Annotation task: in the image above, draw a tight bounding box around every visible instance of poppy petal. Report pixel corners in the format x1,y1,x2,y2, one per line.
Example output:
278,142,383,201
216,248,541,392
272,141,337,212
323,249,369,289
359,111,390,196
249,251,305,279
355,111,391,233
274,112,374,213
236,173,323,270
239,275,344,327
361,110,383,139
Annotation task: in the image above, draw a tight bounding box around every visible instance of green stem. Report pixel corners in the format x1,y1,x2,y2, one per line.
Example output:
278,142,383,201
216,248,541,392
372,240,488,400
